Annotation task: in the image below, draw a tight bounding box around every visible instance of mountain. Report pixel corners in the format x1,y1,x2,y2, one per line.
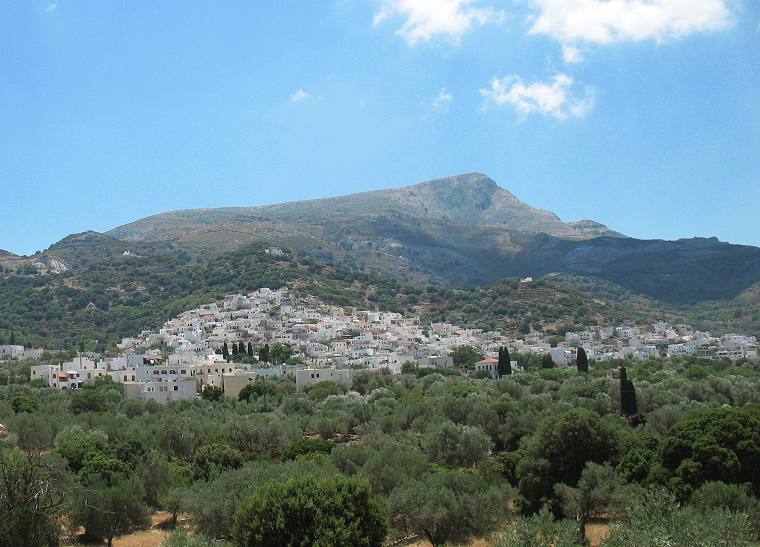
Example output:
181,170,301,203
104,173,625,286
2,172,759,348
105,173,760,304
110,173,620,242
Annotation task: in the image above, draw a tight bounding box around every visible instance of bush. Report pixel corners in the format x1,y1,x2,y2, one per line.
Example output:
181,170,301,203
660,406,760,498
516,409,619,512
0,450,64,547
689,482,760,539
498,507,580,547
281,438,335,461
192,443,243,481
388,469,510,546
232,474,387,547
424,421,491,468
602,486,755,546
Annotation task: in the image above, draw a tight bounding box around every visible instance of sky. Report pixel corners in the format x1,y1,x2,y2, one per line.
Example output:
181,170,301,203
1,0,759,255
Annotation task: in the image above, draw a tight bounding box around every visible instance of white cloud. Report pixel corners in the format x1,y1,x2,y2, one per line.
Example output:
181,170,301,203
374,0,506,45
45,1,58,13
431,88,453,109
480,73,594,120
529,0,734,47
290,89,312,103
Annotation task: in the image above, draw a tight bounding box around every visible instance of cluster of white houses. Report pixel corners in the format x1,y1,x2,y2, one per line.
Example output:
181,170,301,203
6,288,757,404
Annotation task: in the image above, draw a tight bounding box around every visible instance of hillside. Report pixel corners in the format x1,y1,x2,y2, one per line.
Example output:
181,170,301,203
0,243,676,349
109,173,619,242
2,172,759,345
102,173,760,303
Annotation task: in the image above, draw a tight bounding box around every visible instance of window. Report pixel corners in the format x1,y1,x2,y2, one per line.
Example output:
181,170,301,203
174,386,179,391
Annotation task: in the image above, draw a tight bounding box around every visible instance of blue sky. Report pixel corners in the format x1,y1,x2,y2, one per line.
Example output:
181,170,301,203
1,0,759,255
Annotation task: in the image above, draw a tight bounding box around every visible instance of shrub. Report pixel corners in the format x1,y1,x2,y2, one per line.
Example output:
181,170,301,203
232,475,386,547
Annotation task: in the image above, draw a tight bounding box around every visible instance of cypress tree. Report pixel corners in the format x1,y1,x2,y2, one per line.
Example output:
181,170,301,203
222,342,229,361
247,342,254,357
497,346,512,377
541,353,555,369
239,342,246,355
258,344,270,363
620,367,638,417
576,347,589,373
232,343,238,355
10,330,15,345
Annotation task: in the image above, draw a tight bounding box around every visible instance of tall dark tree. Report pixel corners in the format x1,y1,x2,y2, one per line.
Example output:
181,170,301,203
222,342,229,361
238,341,246,355
9,330,15,345
576,347,589,373
497,347,512,377
620,367,638,417
542,353,556,369
258,344,270,363
247,342,254,357
232,342,238,355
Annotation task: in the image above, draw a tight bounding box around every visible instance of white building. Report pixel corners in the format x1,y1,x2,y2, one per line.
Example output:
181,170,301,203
124,379,197,404
296,368,355,390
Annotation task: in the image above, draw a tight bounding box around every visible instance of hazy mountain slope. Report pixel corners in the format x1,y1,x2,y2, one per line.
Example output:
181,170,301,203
109,173,619,242
5,172,759,310
503,235,760,304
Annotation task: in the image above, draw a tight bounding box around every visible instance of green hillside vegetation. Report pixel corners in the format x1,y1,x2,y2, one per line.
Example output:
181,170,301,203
2,354,760,546
685,282,760,338
552,273,760,337
418,277,674,334
0,243,406,349
101,174,760,306
0,243,677,350
2,241,758,351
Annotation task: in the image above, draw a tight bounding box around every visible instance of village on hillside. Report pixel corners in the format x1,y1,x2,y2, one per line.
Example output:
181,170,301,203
2,287,757,404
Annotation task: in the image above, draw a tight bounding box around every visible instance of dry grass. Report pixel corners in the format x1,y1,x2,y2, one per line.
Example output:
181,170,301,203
64,512,175,547
401,521,612,547
586,522,611,547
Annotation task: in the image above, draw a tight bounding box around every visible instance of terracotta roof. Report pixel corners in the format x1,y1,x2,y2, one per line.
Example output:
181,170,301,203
476,358,499,364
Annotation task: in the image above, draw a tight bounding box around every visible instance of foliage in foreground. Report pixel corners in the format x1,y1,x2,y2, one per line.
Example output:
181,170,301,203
232,475,387,547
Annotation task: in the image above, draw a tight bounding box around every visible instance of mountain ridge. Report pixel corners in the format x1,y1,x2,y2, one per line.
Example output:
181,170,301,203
3,172,759,307
108,173,623,242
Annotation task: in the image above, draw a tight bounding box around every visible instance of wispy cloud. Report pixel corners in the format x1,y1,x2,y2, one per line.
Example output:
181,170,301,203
290,89,312,103
431,88,453,110
562,44,582,64
480,73,594,120
529,0,734,61
374,0,505,45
